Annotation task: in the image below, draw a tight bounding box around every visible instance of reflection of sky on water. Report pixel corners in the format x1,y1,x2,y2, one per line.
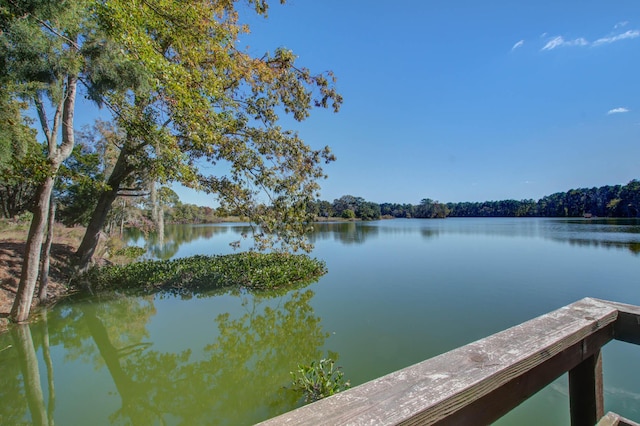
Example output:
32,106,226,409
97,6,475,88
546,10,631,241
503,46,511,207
310,218,640,256
126,218,640,260
3,218,640,425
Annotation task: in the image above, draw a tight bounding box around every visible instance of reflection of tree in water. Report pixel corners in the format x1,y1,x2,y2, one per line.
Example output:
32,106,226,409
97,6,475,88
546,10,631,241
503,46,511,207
193,290,327,422
549,237,640,256
81,303,169,425
2,288,330,425
310,221,443,245
46,295,156,367
1,317,55,426
87,290,326,425
0,296,158,425
127,224,256,260
310,222,379,245
0,327,34,425
420,228,440,239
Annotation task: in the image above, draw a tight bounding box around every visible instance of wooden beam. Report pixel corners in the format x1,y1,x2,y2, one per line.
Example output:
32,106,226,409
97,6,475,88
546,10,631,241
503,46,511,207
259,298,619,426
569,349,604,426
436,325,612,425
594,299,640,345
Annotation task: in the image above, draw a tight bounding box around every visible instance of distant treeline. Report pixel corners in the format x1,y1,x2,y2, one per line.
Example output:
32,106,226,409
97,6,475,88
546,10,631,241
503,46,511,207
308,180,640,220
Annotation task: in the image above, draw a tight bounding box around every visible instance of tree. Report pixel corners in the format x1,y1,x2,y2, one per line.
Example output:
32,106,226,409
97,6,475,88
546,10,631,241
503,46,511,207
317,200,333,218
332,195,362,218
73,0,342,270
2,0,94,322
356,201,381,220
149,186,179,245
381,202,415,218
2,0,341,320
57,144,105,227
619,180,640,217
0,93,40,218
432,201,449,218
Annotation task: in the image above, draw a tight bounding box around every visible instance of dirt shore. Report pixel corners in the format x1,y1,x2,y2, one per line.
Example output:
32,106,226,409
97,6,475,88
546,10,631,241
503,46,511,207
0,224,83,333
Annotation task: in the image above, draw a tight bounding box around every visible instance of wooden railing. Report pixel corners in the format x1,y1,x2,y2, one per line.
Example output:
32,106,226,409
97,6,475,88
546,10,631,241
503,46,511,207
259,298,640,426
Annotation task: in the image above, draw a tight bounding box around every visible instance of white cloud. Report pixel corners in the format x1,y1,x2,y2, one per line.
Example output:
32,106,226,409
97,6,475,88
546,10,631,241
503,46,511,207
511,40,524,51
541,36,564,50
614,21,629,29
569,37,589,47
541,36,588,50
607,107,630,115
540,28,639,51
593,29,640,46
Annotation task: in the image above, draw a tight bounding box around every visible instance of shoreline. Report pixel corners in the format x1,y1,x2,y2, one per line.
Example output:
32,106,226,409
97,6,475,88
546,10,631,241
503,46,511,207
0,238,75,334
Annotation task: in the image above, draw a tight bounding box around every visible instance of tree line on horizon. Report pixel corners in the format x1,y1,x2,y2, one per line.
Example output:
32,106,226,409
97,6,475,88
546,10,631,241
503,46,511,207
308,179,640,220
4,177,639,229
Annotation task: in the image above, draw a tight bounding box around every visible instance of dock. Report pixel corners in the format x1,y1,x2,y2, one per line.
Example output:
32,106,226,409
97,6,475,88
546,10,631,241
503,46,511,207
259,298,640,425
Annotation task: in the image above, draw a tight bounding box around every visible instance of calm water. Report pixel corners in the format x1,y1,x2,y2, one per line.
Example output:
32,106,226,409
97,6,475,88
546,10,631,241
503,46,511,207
2,218,640,425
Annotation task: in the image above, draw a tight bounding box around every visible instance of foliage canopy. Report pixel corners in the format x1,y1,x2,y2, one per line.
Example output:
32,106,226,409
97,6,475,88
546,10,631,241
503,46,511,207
80,0,343,255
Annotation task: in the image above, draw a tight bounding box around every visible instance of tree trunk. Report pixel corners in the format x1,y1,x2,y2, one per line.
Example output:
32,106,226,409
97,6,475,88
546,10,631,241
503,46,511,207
0,188,9,218
74,186,120,273
120,208,124,236
151,181,165,246
74,148,131,273
10,177,55,323
157,203,164,247
150,180,158,223
11,51,78,323
38,195,56,304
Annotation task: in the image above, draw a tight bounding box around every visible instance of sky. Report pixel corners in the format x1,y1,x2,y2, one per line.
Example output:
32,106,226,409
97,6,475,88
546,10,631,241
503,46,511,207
79,0,640,206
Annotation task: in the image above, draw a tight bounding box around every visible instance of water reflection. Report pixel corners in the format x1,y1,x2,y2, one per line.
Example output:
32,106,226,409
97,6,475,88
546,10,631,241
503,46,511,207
309,221,444,245
548,237,640,255
127,224,255,260
373,218,640,257
309,222,379,245
125,219,640,260
4,218,640,425
12,326,49,425
309,219,640,255
1,289,330,425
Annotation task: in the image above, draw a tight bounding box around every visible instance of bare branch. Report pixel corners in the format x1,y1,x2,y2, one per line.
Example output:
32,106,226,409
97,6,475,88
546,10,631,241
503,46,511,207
33,92,52,145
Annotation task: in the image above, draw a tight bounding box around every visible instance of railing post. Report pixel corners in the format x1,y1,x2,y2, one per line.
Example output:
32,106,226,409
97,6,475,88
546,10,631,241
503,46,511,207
569,349,604,426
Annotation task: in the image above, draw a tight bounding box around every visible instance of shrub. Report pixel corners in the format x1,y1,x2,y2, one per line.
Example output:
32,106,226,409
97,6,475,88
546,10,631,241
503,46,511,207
341,209,355,219
291,358,350,403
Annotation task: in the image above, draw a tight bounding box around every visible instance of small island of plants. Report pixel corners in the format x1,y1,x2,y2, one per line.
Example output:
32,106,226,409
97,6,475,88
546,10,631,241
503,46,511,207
78,252,327,297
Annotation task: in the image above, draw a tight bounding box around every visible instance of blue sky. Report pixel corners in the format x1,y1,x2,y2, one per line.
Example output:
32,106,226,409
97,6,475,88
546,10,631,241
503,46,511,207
229,0,640,205
80,1,640,205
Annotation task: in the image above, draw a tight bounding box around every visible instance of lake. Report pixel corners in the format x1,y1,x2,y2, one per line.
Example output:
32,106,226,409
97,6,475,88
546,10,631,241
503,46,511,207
1,218,640,425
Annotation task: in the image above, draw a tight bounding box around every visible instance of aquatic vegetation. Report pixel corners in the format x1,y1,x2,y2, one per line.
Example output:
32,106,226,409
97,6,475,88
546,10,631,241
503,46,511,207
113,246,147,259
79,252,327,296
291,358,350,403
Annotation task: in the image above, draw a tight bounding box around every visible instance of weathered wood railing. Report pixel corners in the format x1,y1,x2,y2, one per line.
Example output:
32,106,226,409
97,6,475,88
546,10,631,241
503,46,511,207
259,298,640,426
